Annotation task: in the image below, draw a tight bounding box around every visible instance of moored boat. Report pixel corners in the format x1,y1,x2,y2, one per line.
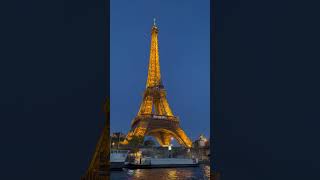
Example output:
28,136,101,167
125,157,199,169
110,149,129,170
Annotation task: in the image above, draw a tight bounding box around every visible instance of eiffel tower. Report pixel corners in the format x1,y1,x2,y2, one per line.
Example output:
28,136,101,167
81,98,110,180
123,20,192,148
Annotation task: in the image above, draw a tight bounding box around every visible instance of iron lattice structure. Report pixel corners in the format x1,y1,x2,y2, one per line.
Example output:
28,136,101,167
123,22,192,148
81,98,110,180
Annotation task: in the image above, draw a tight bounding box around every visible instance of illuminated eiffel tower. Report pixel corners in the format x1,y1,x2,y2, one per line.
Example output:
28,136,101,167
123,20,192,148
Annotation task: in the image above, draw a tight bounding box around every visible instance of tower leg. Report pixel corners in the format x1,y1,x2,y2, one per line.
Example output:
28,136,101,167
174,128,192,148
122,126,147,145
151,132,171,147
149,130,191,148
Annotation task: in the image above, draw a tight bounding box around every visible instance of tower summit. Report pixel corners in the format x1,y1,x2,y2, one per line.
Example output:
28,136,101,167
147,18,161,88
153,18,156,26
122,20,192,148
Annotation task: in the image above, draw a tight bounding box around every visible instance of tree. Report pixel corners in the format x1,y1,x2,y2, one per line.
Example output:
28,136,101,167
110,132,126,149
144,139,156,147
128,135,145,153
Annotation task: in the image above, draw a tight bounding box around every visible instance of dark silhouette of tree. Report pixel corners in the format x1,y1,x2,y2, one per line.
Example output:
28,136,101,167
110,132,126,149
143,139,156,147
128,135,144,153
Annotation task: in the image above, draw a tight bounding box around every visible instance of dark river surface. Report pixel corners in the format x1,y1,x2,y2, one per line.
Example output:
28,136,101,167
110,164,210,180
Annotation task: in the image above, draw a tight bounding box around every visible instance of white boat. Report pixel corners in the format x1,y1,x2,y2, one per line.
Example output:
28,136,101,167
127,157,199,169
110,149,129,170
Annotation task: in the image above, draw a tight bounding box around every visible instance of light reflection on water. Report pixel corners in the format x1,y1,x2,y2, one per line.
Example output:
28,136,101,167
111,165,210,180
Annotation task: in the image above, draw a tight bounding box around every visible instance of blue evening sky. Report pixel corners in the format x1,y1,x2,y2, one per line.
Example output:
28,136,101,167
110,0,210,141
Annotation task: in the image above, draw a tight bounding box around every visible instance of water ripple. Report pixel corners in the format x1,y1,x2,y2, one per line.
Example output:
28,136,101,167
111,165,210,180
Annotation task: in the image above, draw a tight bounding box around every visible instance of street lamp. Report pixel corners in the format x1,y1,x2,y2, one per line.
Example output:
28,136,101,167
117,133,121,149
168,144,172,158
169,137,174,158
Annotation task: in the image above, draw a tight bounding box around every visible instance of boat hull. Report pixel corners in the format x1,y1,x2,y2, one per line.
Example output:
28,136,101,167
110,162,126,171
125,163,199,169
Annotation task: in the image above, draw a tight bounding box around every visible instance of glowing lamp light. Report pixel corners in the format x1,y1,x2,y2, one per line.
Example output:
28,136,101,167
170,137,174,141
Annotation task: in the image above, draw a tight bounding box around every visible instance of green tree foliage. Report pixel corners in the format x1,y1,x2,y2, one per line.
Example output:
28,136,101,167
128,135,145,153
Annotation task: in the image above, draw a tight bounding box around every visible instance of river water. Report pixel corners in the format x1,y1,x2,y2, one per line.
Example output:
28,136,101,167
110,164,210,180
